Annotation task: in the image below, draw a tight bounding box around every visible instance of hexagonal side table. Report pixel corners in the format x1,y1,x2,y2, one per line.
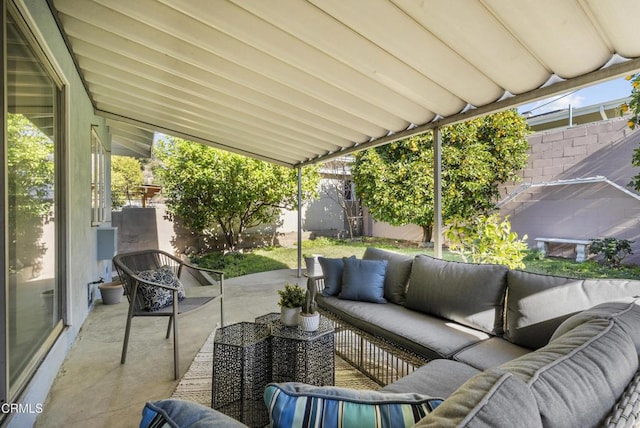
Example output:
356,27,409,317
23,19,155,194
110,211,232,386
212,322,271,428
265,315,335,386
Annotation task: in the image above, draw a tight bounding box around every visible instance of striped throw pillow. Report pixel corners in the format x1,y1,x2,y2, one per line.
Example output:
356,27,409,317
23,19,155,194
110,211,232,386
264,383,442,428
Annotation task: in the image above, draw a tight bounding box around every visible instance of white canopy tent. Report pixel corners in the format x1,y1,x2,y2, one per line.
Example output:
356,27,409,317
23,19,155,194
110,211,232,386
48,0,640,264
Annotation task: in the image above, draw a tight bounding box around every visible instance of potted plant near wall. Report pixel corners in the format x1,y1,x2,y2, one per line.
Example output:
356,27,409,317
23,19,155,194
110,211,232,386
298,289,320,332
278,283,306,327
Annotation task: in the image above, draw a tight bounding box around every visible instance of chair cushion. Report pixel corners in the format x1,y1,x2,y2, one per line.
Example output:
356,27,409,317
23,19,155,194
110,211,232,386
405,256,508,335
339,257,387,303
137,266,186,311
319,256,354,296
264,382,442,428
363,247,413,305
141,399,247,428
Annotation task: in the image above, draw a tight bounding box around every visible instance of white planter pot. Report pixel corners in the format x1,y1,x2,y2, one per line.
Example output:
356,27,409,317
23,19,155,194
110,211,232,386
298,313,320,332
99,281,123,305
280,306,301,327
304,255,323,277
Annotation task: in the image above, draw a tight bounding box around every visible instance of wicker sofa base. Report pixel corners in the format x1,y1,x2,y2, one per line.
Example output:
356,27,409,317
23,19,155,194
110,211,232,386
319,308,429,386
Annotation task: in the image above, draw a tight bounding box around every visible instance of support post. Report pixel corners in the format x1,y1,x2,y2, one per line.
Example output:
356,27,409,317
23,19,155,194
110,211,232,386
297,167,303,277
433,127,443,259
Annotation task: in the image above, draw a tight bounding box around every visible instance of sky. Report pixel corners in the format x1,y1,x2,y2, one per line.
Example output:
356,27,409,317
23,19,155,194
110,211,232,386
517,76,632,116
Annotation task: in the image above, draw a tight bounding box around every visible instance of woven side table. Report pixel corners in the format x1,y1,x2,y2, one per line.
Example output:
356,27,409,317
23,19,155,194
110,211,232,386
266,315,335,386
212,322,271,428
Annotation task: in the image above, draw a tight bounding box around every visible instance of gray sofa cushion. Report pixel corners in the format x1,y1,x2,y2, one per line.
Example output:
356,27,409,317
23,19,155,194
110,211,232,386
318,295,489,359
415,369,542,427
381,359,480,398
550,297,640,351
505,271,640,349
499,299,640,428
405,255,508,335
453,337,531,371
363,247,413,305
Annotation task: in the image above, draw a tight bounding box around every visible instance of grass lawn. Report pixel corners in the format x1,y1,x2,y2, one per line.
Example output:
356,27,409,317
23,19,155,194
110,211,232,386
193,237,640,280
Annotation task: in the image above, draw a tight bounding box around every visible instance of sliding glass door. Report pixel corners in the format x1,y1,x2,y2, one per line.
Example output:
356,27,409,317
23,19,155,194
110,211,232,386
3,0,66,403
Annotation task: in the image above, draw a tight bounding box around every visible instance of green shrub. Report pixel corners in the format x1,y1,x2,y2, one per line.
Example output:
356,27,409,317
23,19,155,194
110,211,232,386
589,238,634,269
277,283,306,308
445,214,528,269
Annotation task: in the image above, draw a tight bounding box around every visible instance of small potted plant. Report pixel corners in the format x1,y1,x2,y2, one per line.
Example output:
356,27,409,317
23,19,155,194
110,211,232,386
278,283,306,327
298,289,320,332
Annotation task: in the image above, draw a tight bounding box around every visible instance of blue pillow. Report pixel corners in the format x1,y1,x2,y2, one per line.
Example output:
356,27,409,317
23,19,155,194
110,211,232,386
319,256,354,296
140,399,246,427
264,382,442,428
339,258,388,303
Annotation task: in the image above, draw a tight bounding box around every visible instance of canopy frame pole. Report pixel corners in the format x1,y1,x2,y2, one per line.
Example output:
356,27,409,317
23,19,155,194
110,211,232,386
297,166,303,277
433,127,443,259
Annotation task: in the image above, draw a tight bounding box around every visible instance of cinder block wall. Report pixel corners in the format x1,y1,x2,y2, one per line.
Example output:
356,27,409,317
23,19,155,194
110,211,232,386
500,117,640,264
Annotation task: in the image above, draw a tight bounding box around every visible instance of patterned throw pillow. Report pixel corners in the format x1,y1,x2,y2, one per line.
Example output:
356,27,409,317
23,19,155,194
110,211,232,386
137,266,186,311
264,383,442,428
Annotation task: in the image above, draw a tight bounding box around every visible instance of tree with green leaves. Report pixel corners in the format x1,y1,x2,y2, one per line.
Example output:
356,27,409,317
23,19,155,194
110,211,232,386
111,155,144,209
620,74,640,191
8,113,54,271
155,137,320,251
352,109,530,243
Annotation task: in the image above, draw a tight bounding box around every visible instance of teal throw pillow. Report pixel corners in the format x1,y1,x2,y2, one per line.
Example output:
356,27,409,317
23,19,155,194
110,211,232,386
319,256,354,296
264,382,442,428
339,258,388,303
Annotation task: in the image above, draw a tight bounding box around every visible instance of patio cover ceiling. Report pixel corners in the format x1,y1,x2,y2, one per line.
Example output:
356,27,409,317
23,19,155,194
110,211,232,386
49,0,640,168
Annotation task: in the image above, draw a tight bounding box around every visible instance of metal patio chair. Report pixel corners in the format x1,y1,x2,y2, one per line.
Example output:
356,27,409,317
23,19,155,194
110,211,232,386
113,249,224,379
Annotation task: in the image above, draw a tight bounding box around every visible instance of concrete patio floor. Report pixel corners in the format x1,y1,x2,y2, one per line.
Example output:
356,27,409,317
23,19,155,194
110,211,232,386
35,268,304,427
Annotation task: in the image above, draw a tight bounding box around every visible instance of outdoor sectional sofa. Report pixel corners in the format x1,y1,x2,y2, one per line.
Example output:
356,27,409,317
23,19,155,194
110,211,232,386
140,247,640,427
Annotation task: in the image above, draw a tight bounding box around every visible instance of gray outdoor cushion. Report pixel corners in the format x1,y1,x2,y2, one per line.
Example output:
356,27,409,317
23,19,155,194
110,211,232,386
363,247,413,305
550,297,640,350
505,270,640,349
317,295,489,359
499,299,640,428
453,337,531,371
405,255,508,335
415,369,542,428
382,359,480,398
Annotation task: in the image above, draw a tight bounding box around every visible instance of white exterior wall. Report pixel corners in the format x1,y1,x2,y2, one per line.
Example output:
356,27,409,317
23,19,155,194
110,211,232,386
10,1,110,426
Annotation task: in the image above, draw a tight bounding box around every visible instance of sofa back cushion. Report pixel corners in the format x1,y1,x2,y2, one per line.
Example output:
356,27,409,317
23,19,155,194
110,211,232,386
499,299,640,428
363,247,413,305
414,369,542,427
405,256,508,335
505,271,640,349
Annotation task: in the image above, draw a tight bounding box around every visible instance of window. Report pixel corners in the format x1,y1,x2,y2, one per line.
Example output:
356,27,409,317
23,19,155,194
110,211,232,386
3,4,65,402
91,127,106,225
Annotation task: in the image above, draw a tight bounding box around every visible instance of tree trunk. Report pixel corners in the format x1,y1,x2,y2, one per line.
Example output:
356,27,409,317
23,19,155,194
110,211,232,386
421,224,433,244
